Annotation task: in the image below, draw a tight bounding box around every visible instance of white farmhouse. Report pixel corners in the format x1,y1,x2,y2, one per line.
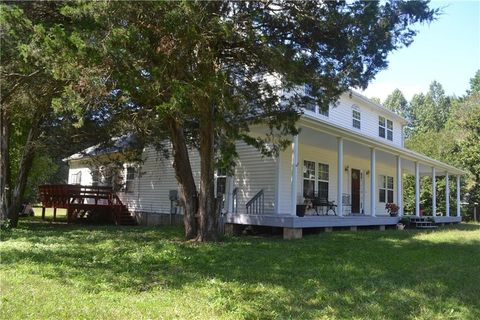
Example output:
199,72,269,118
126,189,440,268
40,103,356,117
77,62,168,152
65,90,465,238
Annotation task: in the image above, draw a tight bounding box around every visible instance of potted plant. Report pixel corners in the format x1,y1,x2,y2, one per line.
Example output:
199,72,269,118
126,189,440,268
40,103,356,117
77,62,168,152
385,203,399,217
296,204,307,217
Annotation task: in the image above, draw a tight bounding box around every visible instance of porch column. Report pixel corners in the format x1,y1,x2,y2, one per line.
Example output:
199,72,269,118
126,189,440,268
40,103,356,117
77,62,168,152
445,172,450,217
456,175,461,217
290,135,299,215
415,161,420,217
227,176,234,213
337,137,344,216
432,167,437,216
396,156,402,216
370,148,376,217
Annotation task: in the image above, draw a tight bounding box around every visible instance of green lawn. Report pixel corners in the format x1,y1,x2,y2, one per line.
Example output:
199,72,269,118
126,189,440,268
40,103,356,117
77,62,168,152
1,219,479,320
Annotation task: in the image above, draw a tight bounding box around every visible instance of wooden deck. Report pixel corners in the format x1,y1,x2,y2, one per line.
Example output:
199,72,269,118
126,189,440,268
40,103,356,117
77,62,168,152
38,185,136,225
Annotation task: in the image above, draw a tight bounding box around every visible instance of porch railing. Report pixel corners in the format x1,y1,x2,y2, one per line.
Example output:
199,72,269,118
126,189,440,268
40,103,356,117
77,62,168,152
246,189,264,215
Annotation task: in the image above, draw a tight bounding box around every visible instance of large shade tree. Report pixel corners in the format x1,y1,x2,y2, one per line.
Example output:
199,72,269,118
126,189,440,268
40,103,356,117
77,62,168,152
48,0,436,241
0,2,110,226
3,1,436,238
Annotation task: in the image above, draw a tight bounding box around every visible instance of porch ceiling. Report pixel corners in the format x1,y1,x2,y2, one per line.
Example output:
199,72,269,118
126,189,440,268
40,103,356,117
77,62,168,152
298,124,463,177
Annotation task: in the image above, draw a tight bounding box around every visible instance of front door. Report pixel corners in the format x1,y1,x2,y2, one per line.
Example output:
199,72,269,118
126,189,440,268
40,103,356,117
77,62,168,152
351,169,361,214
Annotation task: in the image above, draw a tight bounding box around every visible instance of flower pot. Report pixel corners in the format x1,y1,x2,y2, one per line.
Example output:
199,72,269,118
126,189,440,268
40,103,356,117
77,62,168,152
296,205,307,217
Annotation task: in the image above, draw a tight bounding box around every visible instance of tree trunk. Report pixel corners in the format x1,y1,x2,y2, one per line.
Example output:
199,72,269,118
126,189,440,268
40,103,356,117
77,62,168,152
197,102,218,241
6,110,42,227
168,118,198,240
0,106,11,221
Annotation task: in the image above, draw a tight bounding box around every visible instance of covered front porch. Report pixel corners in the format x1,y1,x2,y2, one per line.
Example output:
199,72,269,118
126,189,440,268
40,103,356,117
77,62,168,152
225,117,465,238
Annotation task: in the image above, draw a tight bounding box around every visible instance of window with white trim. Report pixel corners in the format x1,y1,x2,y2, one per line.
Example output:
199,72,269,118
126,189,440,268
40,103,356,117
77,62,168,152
379,116,393,141
303,160,329,199
318,104,329,117
303,160,316,198
304,84,329,116
215,168,227,196
72,171,82,185
91,169,100,186
317,163,329,200
125,167,135,193
352,109,361,129
379,175,394,203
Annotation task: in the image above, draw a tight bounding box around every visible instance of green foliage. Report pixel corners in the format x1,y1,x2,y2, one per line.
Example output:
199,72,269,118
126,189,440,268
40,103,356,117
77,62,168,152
383,88,408,117
23,156,59,202
43,0,438,161
402,72,480,217
1,220,479,319
409,81,451,135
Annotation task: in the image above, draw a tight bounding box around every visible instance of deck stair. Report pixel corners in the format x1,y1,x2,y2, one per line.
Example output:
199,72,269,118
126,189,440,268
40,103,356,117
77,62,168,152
410,216,438,229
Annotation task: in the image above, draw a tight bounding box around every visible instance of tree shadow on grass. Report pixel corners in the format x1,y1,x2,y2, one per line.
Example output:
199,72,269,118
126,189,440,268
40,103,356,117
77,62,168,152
1,219,480,319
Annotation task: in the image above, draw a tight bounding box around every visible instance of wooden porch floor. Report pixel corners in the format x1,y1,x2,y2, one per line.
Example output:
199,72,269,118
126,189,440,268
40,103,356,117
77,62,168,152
225,213,461,229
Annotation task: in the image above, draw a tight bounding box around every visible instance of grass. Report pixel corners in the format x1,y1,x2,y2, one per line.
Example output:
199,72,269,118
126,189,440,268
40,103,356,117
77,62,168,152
1,218,479,320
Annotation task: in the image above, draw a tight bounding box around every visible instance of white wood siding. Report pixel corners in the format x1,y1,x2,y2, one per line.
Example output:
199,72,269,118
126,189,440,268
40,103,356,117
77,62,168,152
117,146,201,214
233,142,276,214
67,161,93,186
304,94,403,147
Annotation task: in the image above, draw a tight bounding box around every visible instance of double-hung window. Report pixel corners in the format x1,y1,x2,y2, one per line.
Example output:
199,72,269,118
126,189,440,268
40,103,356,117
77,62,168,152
91,169,100,186
125,167,135,192
303,160,316,198
72,171,82,185
304,84,329,116
215,168,227,196
379,175,394,203
303,160,329,199
352,109,361,129
379,116,393,141
317,163,329,200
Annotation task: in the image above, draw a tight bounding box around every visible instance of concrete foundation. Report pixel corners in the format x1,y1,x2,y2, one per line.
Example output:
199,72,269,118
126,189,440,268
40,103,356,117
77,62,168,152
379,225,386,231
350,226,357,232
224,223,243,236
324,227,333,232
283,228,302,240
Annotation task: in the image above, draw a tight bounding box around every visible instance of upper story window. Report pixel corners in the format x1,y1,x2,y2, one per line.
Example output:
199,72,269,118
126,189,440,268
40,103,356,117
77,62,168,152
379,116,393,141
304,84,329,117
352,108,361,129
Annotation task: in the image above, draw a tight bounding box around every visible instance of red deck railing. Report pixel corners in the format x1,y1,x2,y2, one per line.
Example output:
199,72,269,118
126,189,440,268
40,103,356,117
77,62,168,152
38,185,136,225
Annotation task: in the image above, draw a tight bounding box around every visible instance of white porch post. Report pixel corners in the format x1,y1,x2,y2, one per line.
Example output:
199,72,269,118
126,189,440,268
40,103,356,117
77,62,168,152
415,161,420,217
337,137,344,216
445,172,450,217
290,135,299,215
370,148,376,217
456,175,461,217
274,152,282,214
396,156,402,216
226,176,234,213
432,167,436,216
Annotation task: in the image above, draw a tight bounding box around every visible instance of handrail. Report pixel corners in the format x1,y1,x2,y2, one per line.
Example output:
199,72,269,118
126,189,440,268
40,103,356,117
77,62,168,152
246,189,264,215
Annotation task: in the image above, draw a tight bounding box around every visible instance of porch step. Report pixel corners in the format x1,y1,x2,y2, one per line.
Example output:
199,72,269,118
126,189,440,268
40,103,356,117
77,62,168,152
409,217,437,229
